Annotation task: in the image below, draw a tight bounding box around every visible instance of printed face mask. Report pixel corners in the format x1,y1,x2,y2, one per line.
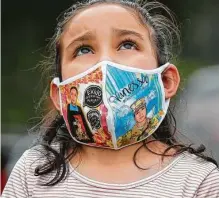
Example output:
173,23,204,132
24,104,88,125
52,61,170,149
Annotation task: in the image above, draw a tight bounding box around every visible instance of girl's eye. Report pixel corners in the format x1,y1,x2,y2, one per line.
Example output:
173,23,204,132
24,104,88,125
118,41,137,50
75,46,93,57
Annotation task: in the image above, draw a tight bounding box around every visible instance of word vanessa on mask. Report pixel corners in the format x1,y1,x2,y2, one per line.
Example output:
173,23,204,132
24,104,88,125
109,75,149,103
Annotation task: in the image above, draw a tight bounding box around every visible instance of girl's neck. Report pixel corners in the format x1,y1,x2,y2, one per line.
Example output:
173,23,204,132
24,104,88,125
70,138,176,168
69,139,177,184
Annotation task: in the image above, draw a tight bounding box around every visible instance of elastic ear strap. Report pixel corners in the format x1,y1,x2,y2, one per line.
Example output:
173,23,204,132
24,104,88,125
58,87,63,115
52,78,60,86
51,78,63,115
160,62,170,73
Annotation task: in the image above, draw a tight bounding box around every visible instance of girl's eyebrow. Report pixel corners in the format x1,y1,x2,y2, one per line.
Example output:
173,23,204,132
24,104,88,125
112,28,144,41
66,31,96,50
65,28,144,50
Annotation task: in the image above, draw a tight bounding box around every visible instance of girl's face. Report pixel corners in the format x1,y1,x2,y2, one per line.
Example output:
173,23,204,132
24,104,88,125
60,4,158,80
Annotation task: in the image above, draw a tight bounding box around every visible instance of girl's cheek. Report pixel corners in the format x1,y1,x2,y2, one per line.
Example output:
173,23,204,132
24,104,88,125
115,52,157,70
61,55,98,80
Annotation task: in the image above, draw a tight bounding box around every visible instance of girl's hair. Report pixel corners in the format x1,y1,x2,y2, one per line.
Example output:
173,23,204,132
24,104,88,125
33,0,218,186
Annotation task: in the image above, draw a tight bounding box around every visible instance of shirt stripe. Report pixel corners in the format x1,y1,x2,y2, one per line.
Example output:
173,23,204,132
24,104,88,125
2,146,219,198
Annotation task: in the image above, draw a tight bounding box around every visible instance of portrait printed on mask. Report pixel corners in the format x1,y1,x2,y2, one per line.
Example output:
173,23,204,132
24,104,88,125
130,98,150,140
67,86,94,142
116,98,150,146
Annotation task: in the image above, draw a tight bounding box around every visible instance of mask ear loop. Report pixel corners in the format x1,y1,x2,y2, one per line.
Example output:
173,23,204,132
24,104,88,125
159,62,170,74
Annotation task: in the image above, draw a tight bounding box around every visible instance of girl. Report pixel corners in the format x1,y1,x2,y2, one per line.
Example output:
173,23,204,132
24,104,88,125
2,0,219,197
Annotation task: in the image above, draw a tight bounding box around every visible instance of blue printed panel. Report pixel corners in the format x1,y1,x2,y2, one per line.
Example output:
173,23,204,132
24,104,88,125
105,64,164,142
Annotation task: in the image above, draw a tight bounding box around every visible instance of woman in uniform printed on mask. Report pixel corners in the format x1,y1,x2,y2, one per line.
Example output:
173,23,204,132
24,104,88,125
131,98,149,139
117,98,150,146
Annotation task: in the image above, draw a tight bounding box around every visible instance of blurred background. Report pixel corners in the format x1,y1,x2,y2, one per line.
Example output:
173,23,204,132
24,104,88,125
1,0,219,191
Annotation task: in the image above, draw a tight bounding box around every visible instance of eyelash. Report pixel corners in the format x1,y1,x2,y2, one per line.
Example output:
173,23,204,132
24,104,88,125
118,38,139,50
73,44,93,57
73,38,138,57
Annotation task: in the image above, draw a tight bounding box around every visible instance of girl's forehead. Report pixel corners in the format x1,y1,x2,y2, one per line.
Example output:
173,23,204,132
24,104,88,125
61,4,149,40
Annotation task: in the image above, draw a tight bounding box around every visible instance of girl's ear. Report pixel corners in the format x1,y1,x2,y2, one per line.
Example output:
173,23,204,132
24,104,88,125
50,81,61,112
162,64,180,99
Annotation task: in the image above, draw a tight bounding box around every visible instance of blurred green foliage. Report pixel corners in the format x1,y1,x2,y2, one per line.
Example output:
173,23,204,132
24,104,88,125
2,0,219,129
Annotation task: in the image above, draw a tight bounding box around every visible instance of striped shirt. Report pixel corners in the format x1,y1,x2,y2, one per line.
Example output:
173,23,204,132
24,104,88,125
2,146,219,198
